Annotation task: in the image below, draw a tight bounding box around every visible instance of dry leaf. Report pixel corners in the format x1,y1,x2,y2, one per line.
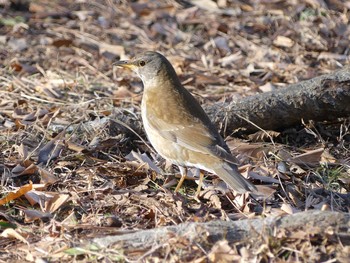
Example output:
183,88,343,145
61,212,78,227
0,228,29,244
259,82,276,93
189,0,220,13
253,185,277,199
288,148,324,166
24,190,55,206
273,35,294,48
11,162,38,176
45,193,70,213
248,130,280,142
52,38,73,47
289,164,306,175
24,209,53,222
0,182,33,205
24,190,70,213
38,130,66,165
125,150,162,174
227,139,272,160
281,203,298,214
38,167,58,184
17,143,28,159
248,171,279,184
208,240,240,262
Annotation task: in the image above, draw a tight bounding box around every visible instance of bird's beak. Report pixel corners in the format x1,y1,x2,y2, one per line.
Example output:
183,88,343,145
113,60,137,70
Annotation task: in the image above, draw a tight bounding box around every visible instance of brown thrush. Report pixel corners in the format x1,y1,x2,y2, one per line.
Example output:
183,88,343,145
115,51,257,194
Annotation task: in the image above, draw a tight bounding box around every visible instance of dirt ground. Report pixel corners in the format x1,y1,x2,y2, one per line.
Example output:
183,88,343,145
0,0,349,262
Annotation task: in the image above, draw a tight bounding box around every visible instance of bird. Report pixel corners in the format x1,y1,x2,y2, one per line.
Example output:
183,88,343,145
114,51,257,194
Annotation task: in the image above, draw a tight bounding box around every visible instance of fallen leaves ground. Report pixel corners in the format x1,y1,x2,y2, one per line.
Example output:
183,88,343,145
0,0,349,262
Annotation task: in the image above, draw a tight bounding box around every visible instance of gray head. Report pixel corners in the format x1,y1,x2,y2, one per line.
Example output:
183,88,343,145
114,51,178,87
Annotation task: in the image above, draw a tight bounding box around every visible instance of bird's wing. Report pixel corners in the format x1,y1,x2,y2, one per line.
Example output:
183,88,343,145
146,114,239,165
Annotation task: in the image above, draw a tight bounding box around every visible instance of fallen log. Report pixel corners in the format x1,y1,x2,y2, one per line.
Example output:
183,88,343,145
205,67,350,134
91,210,349,255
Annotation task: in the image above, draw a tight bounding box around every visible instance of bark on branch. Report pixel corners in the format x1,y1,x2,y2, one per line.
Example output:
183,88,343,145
91,211,349,250
205,67,350,134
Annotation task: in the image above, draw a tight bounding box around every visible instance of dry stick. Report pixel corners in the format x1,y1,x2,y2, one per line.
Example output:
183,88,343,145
91,210,349,250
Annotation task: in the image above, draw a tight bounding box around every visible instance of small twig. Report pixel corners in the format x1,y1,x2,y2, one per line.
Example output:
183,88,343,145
20,93,66,105
235,113,275,146
112,118,154,154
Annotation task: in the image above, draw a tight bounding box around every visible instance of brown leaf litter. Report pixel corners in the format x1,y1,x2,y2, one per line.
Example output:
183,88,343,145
0,0,349,262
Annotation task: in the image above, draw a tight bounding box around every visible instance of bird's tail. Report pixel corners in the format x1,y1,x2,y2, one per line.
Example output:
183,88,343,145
212,163,257,194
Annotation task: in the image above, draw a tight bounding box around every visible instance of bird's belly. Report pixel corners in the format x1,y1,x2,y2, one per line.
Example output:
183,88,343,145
144,122,186,163
143,118,217,172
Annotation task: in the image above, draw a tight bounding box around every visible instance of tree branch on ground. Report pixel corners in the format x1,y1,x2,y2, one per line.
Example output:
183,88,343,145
206,67,350,134
91,210,350,252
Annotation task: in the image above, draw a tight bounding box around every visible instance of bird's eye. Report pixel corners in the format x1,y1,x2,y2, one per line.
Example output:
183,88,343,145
139,60,146,67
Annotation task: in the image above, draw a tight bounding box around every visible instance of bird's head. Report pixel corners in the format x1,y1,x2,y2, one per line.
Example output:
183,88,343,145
114,51,177,86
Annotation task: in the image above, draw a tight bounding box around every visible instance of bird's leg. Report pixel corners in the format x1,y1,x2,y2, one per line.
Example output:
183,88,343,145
175,166,187,192
195,171,205,197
